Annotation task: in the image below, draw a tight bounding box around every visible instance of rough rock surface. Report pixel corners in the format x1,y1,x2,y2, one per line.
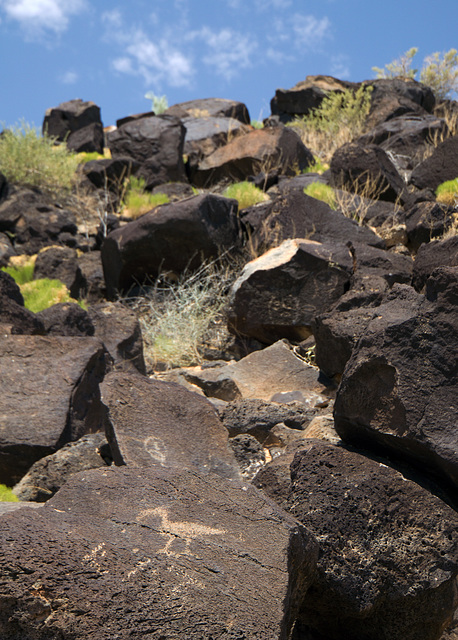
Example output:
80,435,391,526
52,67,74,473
107,114,187,189
13,432,110,502
100,370,241,480
334,271,458,491
404,200,456,250
0,335,109,485
36,302,95,337
0,270,45,335
42,99,102,143
410,135,458,191
33,246,86,300
166,97,251,123
228,238,353,343
287,441,458,640
101,193,240,298
0,465,318,640
412,235,458,292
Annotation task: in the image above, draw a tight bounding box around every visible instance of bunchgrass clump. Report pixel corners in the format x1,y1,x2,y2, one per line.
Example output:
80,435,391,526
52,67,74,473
122,176,170,219
287,85,373,162
303,157,330,175
1,256,35,284
436,178,458,206
0,484,18,501
20,279,75,313
0,121,79,195
303,182,337,209
133,259,238,369
223,181,269,210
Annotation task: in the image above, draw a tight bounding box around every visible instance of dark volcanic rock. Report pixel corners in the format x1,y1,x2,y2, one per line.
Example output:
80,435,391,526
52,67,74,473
229,433,266,480
410,135,458,191
81,156,139,193
334,271,458,491
287,440,458,640
13,432,110,502
412,235,458,292
0,270,45,335
166,97,251,123
107,114,187,190
33,245,85,299
43,99,102,143
0,465,318,640
101,193,240,298
228,238,353,344
192,126,314,187
36,302,95,337
0,232,16,266
330,141,406,203
87,301,146,374
0,335,109,485
404,200,456,250
100,370,241,480
67,122,104,154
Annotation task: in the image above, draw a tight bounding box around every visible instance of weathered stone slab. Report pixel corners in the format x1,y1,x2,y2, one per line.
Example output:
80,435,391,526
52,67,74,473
100,370,241,480
0,465,318,639
0,335,109,485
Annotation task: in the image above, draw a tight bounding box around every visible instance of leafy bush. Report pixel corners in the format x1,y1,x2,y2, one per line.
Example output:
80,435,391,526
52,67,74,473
373,48,458,100
145,92,168,114
436,178,458,206
251,120,264,129
133,260,238,369
122,177,170,219
303,182,336,209
0,121,79,195
287,85,373,162
223,181,268,209
0,484,18,501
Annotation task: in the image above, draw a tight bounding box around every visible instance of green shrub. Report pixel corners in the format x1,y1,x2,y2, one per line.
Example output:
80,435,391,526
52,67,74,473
134,260,237,369
0,484,18,501
287,85,373,162
373,48,458,100
303,157,330,175
303,182,337,209
76,151,106,163
144,92,168,114
0,121,79,194
1,260,35,285
436,178,458,206
123,176,170,219
251,120,264,129
223,181,268,209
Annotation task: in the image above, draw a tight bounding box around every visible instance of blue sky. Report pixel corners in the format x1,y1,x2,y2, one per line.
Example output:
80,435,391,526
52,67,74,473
0,0,457,130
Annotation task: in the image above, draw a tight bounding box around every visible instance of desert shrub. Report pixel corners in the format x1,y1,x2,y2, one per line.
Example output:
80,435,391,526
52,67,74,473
76,151,106,163
303,182,336,209
251,120,264,129
122,177,170,219
0,121,79,195
144,92,168,114
287,85,373,162
223,181,269,209
0,484,18,501
436,178,458,206
1,256,35,285
303,157,330,174
133,260,238,369
373,48,458,101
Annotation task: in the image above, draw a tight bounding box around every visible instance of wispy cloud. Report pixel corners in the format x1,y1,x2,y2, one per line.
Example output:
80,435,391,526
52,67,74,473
60,70,79,84
291,14,332,49
191,27,257,81
330,54,350,79
0,0,86,37
103,10,193,89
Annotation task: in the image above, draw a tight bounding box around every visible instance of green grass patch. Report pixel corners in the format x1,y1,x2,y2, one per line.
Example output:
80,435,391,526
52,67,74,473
303,157,330,175
436,178,458,206
0,484,18,501
223,181,268,210
1,260,35,285
0,121,79,195
304,182,337,209
20,279,75,313
123,177,171,219
251,120,264,129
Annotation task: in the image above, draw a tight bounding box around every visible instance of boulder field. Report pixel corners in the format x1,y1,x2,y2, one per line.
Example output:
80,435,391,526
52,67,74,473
1,77,458,639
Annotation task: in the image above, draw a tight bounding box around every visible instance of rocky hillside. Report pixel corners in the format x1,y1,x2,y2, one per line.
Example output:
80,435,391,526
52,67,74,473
0,74,457,640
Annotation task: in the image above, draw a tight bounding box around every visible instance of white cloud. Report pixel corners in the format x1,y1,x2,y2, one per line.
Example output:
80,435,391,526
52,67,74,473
60,70,78,84
191,27,257,81
0,0,86,36
292,14,331,48
330,55,350,79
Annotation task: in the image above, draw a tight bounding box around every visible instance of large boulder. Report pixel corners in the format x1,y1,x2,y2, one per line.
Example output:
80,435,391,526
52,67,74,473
287,440,458,640
33,245,85,299
404,200,456,250
227,238,353,344
248,189,385,251
412,235,458,292
0,270,45,335
0,334,109,485
100,370,241,480
330,141,406,203
107,114,187,189
0,465,318,640
42,99,102,145
270,75,358,123
364,77,435,129
334,270,458,491
166,97,251,123
101,193,240,298
410,134,458,191
192,126,314,187
36,302,95,337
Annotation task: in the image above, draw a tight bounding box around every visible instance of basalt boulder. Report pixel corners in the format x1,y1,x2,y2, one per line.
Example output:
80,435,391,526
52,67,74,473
166,97,251,123
334,269,458,492
412,235,458,292
0,270,45,335
42,99,102,143
101,193,240,298
410,135,458,191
